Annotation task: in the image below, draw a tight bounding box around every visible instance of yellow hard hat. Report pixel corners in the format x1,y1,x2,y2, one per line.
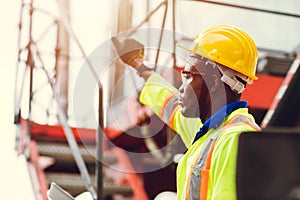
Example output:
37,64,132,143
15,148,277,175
178,24,258,80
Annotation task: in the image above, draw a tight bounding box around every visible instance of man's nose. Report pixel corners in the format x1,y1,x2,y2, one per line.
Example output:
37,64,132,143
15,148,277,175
178,83,185,93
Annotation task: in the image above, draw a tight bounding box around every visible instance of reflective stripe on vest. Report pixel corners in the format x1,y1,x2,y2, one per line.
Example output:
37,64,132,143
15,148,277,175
187,115,261,200
160,94,178,123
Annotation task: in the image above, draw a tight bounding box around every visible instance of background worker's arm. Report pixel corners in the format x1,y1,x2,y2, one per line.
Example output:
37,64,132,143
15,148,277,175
112,37,202,148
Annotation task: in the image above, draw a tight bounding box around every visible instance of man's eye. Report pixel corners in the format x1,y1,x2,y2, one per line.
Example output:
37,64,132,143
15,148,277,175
184,74,191,79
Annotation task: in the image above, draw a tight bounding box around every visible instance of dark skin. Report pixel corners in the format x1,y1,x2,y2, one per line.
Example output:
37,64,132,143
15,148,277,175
178,56,241,121
130,56,241,122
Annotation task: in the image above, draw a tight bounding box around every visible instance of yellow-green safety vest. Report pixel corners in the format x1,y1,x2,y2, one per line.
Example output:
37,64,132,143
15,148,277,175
139,73,261,200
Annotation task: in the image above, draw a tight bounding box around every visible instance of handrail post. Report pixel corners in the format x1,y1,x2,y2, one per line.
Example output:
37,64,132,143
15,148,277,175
97,83,104,200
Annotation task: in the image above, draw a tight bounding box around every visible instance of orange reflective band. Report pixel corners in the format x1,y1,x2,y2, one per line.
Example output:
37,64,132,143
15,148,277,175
185,171,193,200
224,114,245,126
169,105,181,130
186,152,203,200
159,93,176,118
200,141,216,200
224,114,260,131
243,121,261,132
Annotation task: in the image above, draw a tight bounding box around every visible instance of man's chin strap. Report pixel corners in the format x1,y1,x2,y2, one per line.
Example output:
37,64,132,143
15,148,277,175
217,65,253,94
220,74,246,94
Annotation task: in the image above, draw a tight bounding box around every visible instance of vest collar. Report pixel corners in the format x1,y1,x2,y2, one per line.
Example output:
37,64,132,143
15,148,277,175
192,101,248,144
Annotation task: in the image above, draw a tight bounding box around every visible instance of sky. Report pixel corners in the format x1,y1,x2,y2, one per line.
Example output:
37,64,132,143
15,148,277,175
0,0,36,199
0,1,18,129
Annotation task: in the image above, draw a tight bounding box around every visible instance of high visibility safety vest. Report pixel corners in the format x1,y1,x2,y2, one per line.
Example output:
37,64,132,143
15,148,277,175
140,73,261,200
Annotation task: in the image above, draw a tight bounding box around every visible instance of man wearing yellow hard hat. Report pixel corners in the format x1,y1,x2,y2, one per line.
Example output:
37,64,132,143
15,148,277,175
112,24,261,200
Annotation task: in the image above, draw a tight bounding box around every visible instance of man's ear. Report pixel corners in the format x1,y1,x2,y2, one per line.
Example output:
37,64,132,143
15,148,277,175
209,74,220,93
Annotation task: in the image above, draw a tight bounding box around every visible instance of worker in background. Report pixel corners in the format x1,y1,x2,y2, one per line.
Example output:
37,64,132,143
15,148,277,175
112,24,261,200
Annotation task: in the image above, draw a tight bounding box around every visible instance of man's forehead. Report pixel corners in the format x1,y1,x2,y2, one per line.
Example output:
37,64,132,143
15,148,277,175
185,53,207,70
185,53,220,74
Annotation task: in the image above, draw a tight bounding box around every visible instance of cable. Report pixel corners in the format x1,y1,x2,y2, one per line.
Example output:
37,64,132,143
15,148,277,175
181,0,300,19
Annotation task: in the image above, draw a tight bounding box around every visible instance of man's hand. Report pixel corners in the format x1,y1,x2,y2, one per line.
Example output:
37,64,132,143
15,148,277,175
111,37,144,67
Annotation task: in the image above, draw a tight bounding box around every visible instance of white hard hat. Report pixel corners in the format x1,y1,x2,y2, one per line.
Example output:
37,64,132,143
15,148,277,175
154,191,177,200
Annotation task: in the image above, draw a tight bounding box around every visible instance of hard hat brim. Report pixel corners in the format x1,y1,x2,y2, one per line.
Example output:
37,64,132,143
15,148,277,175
176,43,258,81
176,43,209,59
